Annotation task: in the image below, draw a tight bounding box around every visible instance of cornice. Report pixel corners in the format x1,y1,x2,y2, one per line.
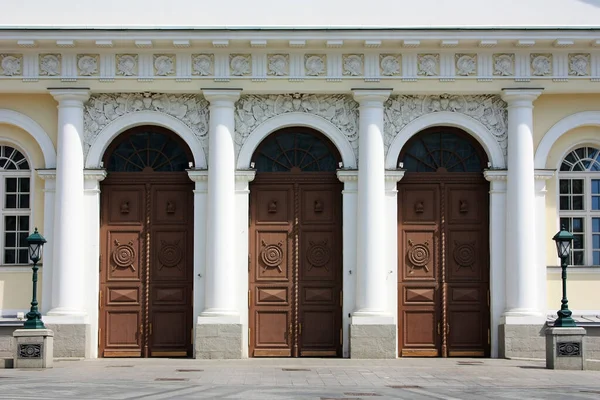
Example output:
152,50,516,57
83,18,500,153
235,169,256,182
483,169,508,181
385,169,406,182
336,169,358,182
187,169,209,182
83,168,107,181
534,169,555,180
36,168,56,180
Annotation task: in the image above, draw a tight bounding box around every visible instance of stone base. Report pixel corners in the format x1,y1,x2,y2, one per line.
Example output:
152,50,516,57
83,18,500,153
546,327,586,370
44,324,89,358
350,324,396,359
499,324,546,359
13,328,54,368
195,323,242,359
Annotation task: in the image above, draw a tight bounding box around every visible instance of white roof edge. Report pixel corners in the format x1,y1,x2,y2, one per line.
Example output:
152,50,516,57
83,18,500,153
1,25,600,30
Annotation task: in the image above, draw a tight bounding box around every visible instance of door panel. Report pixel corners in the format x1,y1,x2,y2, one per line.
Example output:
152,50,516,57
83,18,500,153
398,177,489,358
250,177,342,357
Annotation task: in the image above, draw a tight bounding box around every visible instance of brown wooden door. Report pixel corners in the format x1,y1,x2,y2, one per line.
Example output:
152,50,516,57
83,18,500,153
249,174,342,357
398,174,489,357
99,174,194,358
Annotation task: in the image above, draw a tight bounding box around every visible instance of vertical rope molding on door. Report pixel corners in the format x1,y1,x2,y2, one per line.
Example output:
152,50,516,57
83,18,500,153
293,182,300,357
144,183,151,358
441,183,448,358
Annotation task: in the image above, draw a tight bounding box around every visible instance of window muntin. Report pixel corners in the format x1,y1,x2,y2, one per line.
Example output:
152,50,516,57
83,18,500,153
558,146,600,266
0,145,31,265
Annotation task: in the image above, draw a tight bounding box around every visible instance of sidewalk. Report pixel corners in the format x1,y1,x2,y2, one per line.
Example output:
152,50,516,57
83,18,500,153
0,357,598,399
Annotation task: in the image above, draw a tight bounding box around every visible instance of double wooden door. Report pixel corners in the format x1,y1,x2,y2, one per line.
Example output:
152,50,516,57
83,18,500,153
397,174,490,357
249,173,342,357
99,174,194,357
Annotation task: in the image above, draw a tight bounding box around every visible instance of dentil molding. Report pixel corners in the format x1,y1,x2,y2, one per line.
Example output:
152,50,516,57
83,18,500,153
83,92,209,157
384,93,508,157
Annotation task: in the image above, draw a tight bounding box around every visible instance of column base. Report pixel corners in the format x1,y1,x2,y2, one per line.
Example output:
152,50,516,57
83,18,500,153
498,323,546,359
195,320,242,359
46,308,87,317
13,329,54,368
350,314,396,359
43,315,90,358
546,327,586,370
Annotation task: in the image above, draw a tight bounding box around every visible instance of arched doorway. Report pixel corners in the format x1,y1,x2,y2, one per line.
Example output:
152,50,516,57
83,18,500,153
99,126,194,358
397,127,490,357
249,127,343,357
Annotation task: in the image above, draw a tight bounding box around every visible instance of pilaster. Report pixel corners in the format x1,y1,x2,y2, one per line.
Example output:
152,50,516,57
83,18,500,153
535,169,555,318
36,169,56,315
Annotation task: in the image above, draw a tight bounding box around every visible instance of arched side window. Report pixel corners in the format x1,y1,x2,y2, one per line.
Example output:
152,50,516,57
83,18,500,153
558,146,600,266
0,145,31,265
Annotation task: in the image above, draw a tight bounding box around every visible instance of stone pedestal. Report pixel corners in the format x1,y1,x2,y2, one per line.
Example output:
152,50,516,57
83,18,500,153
13,329,54,368
546,327,586,370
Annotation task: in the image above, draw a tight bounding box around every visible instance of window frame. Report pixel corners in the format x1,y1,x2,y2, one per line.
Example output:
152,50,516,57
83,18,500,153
557,145,600,267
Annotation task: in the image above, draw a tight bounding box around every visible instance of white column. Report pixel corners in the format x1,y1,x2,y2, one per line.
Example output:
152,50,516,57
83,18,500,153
201,90,241,318
501,88,543,323
235,170,256,358
83,169,106,358
47,89,90,317
484,169,507,358
336,169,358,357
535,170,555,318
352,89,391,318
36,169,55,315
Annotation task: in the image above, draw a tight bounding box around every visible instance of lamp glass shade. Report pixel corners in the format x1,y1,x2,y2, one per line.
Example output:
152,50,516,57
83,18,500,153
25,228,46,263
552,225,574,260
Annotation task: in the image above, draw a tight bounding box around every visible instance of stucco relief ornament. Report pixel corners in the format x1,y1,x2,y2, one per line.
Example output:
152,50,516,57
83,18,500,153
493,54,514,76
305,55,326,76
531,54,552,76
0,54,22,76
569,54,590,76
383,94,508,156
380,54,401,76
116,54,138,76
39,54,61,76
342,54,363,76
77,55,98,76
234,93,359,157
456,54,477,76
267,54,289,76
83,93,209,157
154,55,175,76
230,54,251,76
192,54,213,76
417,54,439,76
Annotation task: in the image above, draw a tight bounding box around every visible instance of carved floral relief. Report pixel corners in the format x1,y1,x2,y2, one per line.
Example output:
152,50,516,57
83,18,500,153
493,54,514,76
154,54,175,76
380,54,401,76
417,54,439,76
230,54,251,76
531,53,552,76
83,93,209,157
267,54,289,76
305,54,326,76
39,54,61,76
342,54,363,76
192,54,214,76
77,54,99,76
455,54,477,76
116,54,138,76
0,54,22,76
384,94,508,156
568,53,590,76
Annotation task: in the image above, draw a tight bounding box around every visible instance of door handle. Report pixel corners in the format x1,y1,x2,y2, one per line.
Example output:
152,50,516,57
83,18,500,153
437,322,441,335
299,322,302,335
446,323,450,335
149,322,153,336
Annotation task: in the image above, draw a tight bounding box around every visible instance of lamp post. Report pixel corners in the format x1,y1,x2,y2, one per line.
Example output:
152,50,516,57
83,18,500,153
552,225,575,327
24,228,47,329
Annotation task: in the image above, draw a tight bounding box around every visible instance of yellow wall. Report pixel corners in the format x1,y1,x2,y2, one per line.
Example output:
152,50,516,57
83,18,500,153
0,271,43,314
0,94,58,146
547,272,600,310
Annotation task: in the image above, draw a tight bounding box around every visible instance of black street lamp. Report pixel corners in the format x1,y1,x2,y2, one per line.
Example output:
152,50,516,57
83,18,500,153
24,228,47,329
552,225,576,328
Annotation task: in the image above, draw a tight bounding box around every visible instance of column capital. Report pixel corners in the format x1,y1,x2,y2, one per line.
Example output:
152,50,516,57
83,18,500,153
48,88,90,105
36,168,57,181
352,89,392,106
83,168,107,182
202,89,242,105
385,169,405,183
336,169,358,182
187,169,209,182
534,169,555,181
235,169,256,183
484,169,508,182
501,88,543,106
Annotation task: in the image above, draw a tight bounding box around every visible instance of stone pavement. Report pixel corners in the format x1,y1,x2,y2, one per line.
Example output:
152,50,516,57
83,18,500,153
0,357,599,399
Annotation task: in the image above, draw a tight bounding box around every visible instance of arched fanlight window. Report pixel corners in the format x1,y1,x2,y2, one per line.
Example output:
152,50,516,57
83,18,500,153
106,128,191,172
558,146,600,266
400,129,485,173
0,145,31,265
253,129,339,172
